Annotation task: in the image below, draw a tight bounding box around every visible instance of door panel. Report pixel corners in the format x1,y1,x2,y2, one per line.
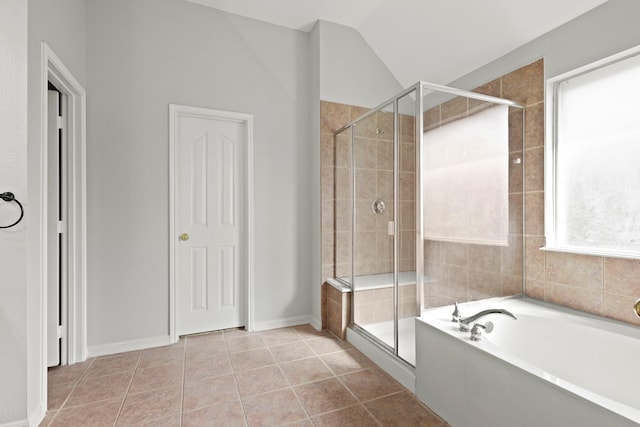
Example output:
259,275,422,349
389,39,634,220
176,114,245,335
47,89,61,367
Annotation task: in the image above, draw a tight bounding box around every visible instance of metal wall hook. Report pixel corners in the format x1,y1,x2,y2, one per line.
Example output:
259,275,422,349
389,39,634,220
0,192,24,229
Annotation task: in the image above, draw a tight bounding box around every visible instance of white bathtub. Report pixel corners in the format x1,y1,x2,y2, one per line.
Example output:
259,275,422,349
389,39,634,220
415,297,640,427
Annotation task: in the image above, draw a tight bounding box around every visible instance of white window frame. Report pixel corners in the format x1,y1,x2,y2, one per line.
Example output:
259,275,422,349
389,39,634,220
544,44,640,259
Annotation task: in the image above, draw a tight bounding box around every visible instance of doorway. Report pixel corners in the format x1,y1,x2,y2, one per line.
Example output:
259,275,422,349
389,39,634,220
169,105,255,339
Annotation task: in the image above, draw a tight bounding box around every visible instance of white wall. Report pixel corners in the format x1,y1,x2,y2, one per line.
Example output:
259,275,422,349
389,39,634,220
317,20,403,108
0,1,28,423
85,0,312,347
448,0,640,91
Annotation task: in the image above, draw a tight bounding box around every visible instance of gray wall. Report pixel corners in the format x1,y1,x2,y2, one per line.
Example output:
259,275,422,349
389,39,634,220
318,20,402,108
85,0,312,347
449,0,640,90
0,1,28,422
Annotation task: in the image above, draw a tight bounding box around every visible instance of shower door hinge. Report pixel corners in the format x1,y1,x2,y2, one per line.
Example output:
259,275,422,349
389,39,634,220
57,220,64,234
57,325,64,339
57,116,64,130
388,221,395,236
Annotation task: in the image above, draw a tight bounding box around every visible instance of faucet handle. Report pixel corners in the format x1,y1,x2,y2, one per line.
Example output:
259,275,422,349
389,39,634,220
470,321,493,341
451,302,460,323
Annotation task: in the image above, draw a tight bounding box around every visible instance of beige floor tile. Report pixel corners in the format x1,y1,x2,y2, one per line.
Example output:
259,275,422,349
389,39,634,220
320,349,373,376
65,372,131,408
311,404,378,427
184,353,232,383
184,342,228,362
242,388,308,427
305,336,352,356
235,365,289,396
124,414,182,426
364,392,444,427
270,341,315,364
293,377,357,417
138,346,185,369
294,324,331,340
280,357,333,385
38,410,57,427
183,374,238,412
225,335,267,353
86,351,140,378
48,359,93,386
182,401,247,427
339,368,403,402
49,398,122,427
128,361,183,394
261,327,303,346
117,386,182,425
47,381,75,410
229,348,276,372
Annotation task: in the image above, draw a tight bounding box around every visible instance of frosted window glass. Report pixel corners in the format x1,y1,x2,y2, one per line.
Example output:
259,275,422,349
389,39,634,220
423,105,509,245
556,53,640,252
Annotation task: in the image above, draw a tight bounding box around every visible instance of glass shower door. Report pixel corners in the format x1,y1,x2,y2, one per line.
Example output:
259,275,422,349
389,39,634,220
351,102,396,353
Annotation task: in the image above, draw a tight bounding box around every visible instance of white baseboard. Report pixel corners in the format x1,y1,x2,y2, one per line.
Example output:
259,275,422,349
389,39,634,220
253,315,313,332
0,419,28,427
87,335,174,358
347,327,416,393
26,401,46,427
309,315,322,331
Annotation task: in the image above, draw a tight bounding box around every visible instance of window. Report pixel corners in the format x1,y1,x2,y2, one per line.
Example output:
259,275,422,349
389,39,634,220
546,45,640,258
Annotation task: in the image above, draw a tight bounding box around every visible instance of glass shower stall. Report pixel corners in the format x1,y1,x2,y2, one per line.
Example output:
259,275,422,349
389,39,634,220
333,82,524,366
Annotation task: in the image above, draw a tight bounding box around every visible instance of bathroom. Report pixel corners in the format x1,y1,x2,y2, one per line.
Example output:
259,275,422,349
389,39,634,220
2,0,640,426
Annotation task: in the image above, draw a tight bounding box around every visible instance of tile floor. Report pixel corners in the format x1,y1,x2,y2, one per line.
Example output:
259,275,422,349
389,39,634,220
41,325,449,426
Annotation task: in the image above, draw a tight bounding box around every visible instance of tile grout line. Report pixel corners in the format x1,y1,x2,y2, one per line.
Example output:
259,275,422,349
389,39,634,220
268,330,314,425
45,357,96,426
224,329,251,427
112,350,142,426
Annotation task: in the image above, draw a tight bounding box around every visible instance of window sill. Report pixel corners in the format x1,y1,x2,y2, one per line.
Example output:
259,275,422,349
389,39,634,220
540,245,640,260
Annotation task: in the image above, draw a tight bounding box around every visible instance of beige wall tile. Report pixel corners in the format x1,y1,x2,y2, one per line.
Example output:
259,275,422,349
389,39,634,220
509,152,524,193
320,101,351,134
335,132,351,168
376,171,393,201
400,114,416,144
320,133,334,169
335,168,351,201
441,96,467,124
604,257,640,297
322,232,334,266
546,252,603,290
321,200,334,233
400,143,415,172
321,167,334,202
442,242,468,267
603,293,640,326
351,105,370,122
354,138,377,169
399,172,415,201
354,114,377,139
509,108,524,152
334,200,351,232
524,147,544,192
468,244,501,272
355,200,376,231
509,193,524,235
423,107,440,131
376,111,394,141
472,78,501,98
468,270,502,300
545,283,603,316
355,169,376,200
524,102,544,149
524,191,544,236
376,140,393,171
501,59,544,106
525,236,545,281
502,235,523,277
502,275,524,296
525,279,545,300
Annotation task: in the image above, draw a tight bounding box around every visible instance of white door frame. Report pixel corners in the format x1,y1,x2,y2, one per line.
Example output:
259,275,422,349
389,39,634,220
169,104,255,341
39,42,87,405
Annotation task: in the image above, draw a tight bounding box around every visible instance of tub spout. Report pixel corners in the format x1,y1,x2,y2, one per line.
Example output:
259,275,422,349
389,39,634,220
458,309,517,331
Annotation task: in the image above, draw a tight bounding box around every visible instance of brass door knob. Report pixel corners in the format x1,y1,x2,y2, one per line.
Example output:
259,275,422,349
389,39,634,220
179,233,189,241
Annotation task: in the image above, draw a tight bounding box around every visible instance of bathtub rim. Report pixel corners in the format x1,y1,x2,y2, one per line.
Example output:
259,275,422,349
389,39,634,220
418,296,640,424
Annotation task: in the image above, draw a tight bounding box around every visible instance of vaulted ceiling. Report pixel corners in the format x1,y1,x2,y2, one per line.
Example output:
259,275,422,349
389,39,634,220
185,0,609,87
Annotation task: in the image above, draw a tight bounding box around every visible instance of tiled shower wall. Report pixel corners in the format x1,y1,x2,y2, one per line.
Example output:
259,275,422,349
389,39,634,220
321,58,640,329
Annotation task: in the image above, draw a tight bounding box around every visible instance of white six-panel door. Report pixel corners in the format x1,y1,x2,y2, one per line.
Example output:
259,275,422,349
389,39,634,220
174,108,246,336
